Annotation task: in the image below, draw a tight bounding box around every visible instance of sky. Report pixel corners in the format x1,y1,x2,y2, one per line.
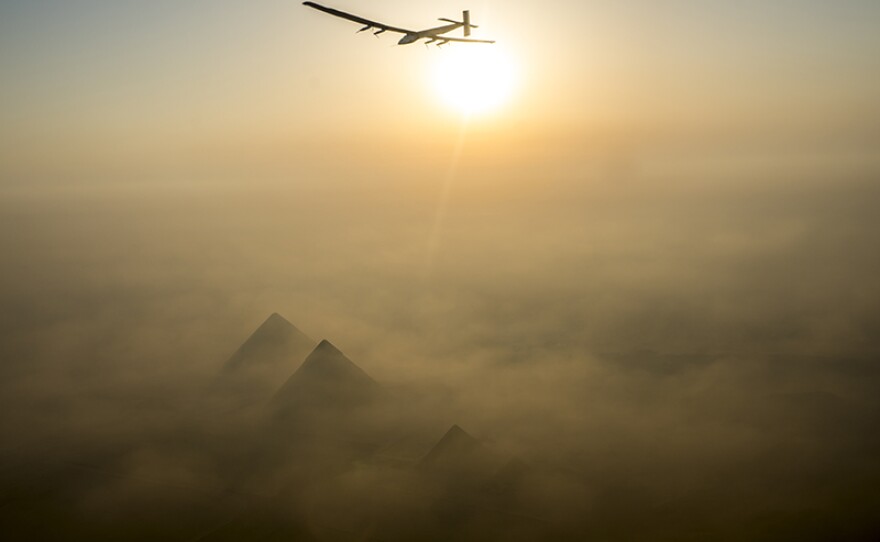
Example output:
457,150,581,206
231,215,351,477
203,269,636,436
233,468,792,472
2,0,880,186
1,1,880,539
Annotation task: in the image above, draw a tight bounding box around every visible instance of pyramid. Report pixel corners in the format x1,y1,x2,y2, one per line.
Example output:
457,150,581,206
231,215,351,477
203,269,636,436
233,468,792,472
223,313,314,373
420,425,484,469
419,425,508,495
270,340,382,415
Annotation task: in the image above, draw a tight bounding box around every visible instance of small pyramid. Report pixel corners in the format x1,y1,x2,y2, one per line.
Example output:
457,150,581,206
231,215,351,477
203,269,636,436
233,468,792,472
419,425,503,485
270,340,381,414
224,313,314,373
420,425,482,467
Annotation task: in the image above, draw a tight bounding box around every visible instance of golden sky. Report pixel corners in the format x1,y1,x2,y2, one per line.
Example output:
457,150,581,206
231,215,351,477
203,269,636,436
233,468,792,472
2,0,879,186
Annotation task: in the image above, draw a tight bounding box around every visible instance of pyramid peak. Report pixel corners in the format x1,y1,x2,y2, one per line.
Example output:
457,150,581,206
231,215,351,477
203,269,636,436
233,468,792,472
247,312,307,340
442,424,474,443
269,337,381,412
222,313,314,372
420,424,485,469
262,312,292,326
302,340,355,370
250,313,311,339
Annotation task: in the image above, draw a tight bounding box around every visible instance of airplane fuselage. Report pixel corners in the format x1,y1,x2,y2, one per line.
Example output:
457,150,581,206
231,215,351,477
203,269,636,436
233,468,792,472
398,22,462,45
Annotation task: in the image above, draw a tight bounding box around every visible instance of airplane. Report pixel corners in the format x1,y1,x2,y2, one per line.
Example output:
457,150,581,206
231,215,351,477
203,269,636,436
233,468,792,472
302,2,495,46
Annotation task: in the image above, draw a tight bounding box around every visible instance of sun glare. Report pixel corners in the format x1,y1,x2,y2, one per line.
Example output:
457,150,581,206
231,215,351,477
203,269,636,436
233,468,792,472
430,46,518,116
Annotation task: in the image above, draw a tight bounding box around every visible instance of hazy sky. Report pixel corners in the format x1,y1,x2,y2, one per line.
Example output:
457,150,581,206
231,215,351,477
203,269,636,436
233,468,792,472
2,0,880,187
2,0,879,368
2,1,879,358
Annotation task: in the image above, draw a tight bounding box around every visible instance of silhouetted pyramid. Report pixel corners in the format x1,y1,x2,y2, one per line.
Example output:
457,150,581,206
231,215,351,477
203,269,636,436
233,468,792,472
224,313,314,373
419,424,499,476
270,340,382,414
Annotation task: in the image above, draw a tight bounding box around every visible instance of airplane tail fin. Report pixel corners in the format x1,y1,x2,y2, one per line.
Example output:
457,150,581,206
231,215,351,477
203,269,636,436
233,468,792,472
440,11,477,36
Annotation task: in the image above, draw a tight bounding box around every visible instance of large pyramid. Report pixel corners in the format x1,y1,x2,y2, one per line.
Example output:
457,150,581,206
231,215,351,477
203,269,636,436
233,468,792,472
270,340,382,416
224,313,315,373
214,313,316,408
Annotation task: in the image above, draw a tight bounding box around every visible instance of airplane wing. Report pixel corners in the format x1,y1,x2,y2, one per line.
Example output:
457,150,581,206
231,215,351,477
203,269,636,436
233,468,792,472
303,2,414,34
434,36,496,44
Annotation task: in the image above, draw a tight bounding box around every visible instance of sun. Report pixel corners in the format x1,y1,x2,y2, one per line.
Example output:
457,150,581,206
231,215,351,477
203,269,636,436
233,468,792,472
429,46,518,116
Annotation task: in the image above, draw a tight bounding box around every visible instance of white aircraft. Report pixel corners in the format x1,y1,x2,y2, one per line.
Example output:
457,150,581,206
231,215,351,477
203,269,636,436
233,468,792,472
302,2,495,46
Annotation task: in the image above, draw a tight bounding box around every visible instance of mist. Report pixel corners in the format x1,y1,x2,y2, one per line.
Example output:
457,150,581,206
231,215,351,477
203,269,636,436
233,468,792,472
1,130,878,540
